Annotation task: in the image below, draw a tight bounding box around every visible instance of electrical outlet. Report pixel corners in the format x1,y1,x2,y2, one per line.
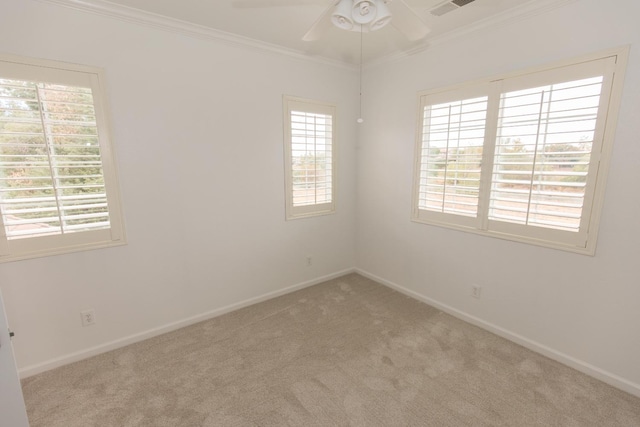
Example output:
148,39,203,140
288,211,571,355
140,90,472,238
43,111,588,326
306,256,312,267
472,285,482,299
81,309,96,327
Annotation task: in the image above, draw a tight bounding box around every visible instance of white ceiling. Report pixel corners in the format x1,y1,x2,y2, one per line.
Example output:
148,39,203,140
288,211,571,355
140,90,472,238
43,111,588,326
48,0,569,65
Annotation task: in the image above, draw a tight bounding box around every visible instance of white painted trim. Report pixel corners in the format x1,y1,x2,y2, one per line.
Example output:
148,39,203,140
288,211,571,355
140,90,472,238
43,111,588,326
19,267,640,399
32,0,576,68
355,268,640,399
370,0,579,67
409,46,629,256
18,268,355,378
32,0,354,70
283,96,337,221
0,53,127,263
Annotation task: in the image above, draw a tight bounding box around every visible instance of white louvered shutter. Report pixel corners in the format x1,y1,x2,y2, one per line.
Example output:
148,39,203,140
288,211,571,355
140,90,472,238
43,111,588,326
414,85,490,228
487,57,616,247
412,50,625,254
284,97,336,220
0,55,124,261
291,110,333,206
0,80,110,239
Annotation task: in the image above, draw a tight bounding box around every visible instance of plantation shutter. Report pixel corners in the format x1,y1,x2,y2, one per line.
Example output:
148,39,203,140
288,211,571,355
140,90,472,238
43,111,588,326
0,79,110,239
414,84,490,228
412,50,625,253
284,97,336,220
290,110,333,206
0,55,124,261
487,57,616,246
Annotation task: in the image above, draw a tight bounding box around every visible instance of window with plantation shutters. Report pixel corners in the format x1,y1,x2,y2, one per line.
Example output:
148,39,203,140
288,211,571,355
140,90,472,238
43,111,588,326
416,85,489,229
413,48,627,254
284,96,335,219
0,54,125,262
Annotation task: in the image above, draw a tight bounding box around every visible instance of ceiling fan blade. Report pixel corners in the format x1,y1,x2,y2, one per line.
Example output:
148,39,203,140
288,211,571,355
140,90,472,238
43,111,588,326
388,0,430,41
302,3,336,41
232,0,326,8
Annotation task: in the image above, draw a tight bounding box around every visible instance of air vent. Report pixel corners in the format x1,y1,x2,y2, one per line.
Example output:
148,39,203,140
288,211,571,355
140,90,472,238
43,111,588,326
452,0,476,6
430,0,476,17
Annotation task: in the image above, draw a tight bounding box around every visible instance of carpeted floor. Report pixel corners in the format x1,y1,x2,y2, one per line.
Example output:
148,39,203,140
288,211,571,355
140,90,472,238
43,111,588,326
21,273,640,426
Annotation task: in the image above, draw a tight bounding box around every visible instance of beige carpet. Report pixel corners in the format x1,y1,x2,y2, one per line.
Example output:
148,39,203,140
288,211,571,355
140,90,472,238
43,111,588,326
21,273,640,426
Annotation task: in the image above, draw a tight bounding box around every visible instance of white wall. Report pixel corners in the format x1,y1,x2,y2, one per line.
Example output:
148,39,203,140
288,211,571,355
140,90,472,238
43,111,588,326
0,0,358,373
357,0,640,395
2,0,639,400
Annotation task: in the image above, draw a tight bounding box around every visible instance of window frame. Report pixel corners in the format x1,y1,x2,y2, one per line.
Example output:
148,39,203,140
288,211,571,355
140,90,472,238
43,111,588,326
0,53,126,262
411,47,629,255
283,95,336,220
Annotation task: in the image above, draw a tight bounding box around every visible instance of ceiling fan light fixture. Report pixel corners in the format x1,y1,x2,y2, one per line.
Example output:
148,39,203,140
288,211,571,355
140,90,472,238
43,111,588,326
305,0,429,43
369,0,391,30
352,0,377,25
330,0,393,33
331,0,355,30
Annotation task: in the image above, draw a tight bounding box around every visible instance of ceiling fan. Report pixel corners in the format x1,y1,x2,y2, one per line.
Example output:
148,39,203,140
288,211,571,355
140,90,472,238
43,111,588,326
232,0,430,42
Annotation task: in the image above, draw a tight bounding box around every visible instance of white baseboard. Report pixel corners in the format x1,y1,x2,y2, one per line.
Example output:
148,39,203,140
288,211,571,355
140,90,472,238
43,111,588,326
355,268,640,399
20,267,640,399
18,268,355,379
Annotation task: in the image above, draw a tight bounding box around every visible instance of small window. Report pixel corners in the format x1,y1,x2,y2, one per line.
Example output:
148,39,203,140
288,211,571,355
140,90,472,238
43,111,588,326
413,48,628,254
283,96,336,219
0,54,125,262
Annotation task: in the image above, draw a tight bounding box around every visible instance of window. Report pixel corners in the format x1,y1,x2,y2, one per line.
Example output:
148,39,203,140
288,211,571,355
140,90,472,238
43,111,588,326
284,96,336,219
0,54,125,262
413,48,628,254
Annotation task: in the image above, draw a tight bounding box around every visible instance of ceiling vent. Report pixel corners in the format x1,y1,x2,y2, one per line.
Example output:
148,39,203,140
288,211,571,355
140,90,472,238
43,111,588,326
430,0,476,17
452,0,476,6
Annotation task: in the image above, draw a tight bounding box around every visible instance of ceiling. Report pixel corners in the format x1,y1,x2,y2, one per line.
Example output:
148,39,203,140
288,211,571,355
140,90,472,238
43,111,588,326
50,0,568,65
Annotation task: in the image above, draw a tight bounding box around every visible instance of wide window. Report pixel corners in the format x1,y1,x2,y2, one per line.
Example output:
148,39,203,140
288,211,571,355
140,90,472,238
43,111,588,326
413,48,627,254
0,54,125,262
283,96,336,220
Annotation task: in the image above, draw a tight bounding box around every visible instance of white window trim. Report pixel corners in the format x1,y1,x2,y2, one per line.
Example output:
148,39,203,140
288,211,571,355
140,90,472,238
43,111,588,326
283,95,336,220
411,47,629,255
0,54,126,262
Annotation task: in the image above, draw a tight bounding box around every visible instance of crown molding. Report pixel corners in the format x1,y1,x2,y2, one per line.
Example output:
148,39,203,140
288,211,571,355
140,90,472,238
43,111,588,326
33,0,577,70
32,0,355,70
368,0,580,68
